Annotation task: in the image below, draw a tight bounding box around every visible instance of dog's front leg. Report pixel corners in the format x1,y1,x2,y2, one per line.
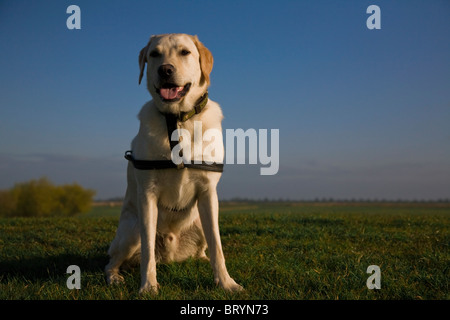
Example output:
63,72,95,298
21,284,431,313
138,188,159,294
198,188,243,292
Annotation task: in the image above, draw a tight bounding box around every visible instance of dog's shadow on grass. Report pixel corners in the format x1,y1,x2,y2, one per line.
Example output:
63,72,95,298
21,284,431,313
0,248,110,283
0,248,219,293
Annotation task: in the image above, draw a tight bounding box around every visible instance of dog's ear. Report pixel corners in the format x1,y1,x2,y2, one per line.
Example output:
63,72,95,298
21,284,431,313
139,36,155,85
138,45,148,85
191,35,213,86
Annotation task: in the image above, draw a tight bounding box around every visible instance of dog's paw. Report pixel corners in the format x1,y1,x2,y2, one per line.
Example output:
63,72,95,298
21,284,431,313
224,281,244,293
105,271,125,285
139,282,160,295
216,277,244,293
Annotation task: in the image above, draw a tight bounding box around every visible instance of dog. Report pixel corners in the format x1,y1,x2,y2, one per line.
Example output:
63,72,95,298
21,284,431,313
105,33,243,294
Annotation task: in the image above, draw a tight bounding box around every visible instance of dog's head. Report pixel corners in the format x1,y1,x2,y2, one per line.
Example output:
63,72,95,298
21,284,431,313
139,33,213,114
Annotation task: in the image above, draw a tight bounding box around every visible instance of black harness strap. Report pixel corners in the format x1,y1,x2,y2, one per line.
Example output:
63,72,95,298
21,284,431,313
165,113,179,152
125,151,224,172
125,92,224,173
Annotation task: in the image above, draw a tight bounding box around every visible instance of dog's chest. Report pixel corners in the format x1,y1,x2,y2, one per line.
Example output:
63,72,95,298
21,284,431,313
142,168,210,212
159,172,196,206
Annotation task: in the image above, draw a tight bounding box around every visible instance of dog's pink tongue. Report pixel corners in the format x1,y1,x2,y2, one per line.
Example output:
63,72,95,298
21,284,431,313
160,87,183,100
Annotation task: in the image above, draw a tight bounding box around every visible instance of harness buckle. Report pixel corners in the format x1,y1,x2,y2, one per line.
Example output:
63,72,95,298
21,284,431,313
124,150,133,161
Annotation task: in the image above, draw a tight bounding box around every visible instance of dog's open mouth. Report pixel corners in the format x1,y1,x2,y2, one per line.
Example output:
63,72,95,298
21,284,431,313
156,83,191,102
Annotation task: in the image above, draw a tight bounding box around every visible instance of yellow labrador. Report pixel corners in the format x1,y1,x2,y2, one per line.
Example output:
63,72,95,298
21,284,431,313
105,34,243,294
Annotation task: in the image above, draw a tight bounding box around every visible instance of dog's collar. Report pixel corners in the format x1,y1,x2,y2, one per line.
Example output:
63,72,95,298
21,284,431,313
164,92,209,156
164,92,209,122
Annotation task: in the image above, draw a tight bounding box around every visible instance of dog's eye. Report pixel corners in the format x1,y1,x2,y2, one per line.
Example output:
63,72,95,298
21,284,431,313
180,49,191,56
149,50,161,58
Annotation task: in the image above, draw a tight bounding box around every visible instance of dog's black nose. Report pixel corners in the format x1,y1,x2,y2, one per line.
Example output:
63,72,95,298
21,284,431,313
158,64,175,78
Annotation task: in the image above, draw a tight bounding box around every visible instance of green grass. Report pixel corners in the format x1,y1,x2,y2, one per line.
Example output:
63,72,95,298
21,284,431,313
0,202,448,300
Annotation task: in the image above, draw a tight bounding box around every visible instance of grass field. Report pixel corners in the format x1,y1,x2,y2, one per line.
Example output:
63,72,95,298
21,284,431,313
0,202,448,300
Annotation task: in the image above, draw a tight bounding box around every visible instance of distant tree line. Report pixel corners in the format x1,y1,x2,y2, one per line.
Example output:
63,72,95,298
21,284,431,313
223,197,450,203
96,196,450,204
0,177,96,217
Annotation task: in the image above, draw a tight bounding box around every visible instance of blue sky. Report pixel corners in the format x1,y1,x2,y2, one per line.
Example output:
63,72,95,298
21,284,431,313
1,0,449,200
